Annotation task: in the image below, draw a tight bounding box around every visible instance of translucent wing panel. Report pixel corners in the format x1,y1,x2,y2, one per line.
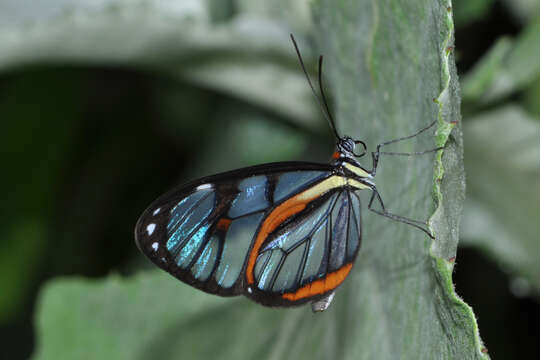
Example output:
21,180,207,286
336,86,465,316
254,189,362,294
167,190,211,232
329,192,349,272
301,219,328,283
174,223,211,268
166,193,266,290
256,251,282,291
167,190,215,257
272,242,307,292
347,192,362,259
215,213,265,288
273,171,328,203
261,202,329,254
191,235,220,281
228,176,270,218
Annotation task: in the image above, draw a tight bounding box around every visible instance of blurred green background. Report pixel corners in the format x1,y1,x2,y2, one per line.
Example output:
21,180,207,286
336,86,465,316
1,0,540,359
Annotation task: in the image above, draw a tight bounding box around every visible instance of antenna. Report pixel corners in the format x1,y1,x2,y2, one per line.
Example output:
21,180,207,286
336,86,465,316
317,55,340,139
290,34,341,140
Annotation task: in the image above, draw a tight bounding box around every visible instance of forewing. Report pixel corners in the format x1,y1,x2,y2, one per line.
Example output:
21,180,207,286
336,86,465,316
248,189,362,306
135,162,332,296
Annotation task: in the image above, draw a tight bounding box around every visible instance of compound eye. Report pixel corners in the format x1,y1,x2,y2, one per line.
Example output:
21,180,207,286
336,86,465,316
341,137,354,152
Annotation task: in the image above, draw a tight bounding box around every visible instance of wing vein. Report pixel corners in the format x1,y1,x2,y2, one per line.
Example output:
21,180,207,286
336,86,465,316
256,250,273,284
296,237,311,288
167,191,213,237
268,251,287,291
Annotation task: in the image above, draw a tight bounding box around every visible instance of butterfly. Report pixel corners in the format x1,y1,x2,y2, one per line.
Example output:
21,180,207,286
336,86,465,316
134,35,441,312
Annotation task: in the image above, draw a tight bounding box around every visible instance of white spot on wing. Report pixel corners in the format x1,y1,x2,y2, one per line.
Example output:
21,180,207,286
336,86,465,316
196,183,212,190
152,208,161,216
247,287,253,294
146,223,156,235
151,242,159,251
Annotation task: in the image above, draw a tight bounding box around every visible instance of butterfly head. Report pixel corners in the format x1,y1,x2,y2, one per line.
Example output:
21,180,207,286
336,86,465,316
335,136,367,159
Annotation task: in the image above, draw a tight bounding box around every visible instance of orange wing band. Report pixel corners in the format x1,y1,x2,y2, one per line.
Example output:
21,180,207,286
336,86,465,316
282,263,353,301
245,194,310,284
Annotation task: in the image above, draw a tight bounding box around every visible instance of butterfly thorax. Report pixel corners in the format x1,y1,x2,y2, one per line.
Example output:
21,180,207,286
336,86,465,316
331,137,374,187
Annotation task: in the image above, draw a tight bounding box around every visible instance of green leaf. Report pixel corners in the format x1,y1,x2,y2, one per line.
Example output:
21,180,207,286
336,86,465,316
32,1,486,359
461,105,540,292
313,0,485,358
34,273,233,360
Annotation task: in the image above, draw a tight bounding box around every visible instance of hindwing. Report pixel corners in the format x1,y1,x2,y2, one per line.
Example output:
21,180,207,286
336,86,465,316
246,180,362,306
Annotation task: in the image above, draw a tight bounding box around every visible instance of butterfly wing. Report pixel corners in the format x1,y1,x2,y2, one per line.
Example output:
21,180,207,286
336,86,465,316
135,162,333,297
245,185,362,306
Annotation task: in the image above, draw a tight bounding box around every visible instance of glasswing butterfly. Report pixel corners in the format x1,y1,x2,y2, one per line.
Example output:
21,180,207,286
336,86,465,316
135,35,442,312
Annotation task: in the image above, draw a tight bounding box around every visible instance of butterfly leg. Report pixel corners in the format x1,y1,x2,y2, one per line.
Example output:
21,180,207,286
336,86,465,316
370,120,442,176
311,292,335,313
367,188,435,239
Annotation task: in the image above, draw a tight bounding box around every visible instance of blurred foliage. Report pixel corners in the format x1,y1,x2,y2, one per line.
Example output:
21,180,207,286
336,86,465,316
462,106,540,292
462,13,540,104
0,0,540,359
0,70,82,322
457,1,540,309
453,0,495,27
